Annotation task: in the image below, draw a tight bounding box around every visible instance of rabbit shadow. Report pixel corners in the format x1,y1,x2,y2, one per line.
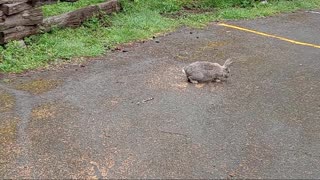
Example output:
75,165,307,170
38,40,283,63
185,78,230,92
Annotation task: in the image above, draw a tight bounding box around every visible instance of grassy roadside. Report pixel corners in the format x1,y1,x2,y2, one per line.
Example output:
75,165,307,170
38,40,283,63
41,0,107,17
0,0,320,73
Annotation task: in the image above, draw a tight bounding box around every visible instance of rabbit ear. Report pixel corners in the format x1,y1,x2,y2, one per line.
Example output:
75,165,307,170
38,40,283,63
223,58,233,68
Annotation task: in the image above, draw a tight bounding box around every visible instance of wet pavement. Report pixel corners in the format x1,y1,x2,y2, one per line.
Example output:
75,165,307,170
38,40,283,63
1,10,320,179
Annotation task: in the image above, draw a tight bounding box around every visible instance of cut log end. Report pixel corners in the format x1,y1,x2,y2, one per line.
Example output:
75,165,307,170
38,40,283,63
0,25,39,43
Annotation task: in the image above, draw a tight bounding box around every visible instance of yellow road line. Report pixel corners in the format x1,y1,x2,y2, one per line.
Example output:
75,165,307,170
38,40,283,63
218,23,320,49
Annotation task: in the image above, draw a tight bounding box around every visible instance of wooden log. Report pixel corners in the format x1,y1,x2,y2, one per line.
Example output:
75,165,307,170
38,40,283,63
0,11,5,23
0,0,118,44
0,25,38,43
1,2,32,15
42,0,120,31
0,10,4,19
98,0,121,13
0,8,43,30
0,0,38,6
0,0,28,5
43,5,98,29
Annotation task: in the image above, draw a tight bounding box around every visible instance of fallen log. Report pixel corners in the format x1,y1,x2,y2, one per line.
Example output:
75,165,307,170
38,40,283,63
42,0,120,31
43,5,99,29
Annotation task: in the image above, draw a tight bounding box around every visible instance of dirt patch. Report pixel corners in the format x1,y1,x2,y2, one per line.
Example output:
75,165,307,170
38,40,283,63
0,116,19,177
0,117,18,144
15,79,61,95
146,64,188,91
0,90,15,113
101,96,124,110
27,101,90,178
31,103,58,120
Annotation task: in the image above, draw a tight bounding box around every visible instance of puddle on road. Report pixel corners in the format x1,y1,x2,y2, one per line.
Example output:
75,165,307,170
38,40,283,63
0,90,15,113
15,79,61,95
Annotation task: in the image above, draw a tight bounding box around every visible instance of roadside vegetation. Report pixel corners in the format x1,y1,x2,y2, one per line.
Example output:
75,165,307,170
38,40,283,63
42,0,107,17
1,0,319,73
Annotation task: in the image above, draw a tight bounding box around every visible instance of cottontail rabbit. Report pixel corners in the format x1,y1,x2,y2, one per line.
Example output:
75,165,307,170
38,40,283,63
182,58,233,83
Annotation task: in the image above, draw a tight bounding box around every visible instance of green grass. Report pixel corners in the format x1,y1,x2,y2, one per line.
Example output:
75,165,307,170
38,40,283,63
42,0,107,17
180,0,320,27
215,0,320,20
1,0,320,73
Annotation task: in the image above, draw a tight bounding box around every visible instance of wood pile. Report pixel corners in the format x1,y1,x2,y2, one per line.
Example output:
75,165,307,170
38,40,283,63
0,0,120,44
0,0,43,44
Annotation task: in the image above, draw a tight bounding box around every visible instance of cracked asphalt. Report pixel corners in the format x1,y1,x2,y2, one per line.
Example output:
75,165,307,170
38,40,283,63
1,10,320,179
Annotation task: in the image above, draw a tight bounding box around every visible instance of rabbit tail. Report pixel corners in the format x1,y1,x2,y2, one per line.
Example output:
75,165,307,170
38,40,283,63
182,67,186,74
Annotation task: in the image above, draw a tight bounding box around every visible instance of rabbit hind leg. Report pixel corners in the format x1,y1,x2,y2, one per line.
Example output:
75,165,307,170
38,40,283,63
188,78,199,84
188,72,204,84
212,78,223,83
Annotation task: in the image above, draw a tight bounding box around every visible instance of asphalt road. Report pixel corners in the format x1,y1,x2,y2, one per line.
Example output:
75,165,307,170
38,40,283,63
1,10,320,179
